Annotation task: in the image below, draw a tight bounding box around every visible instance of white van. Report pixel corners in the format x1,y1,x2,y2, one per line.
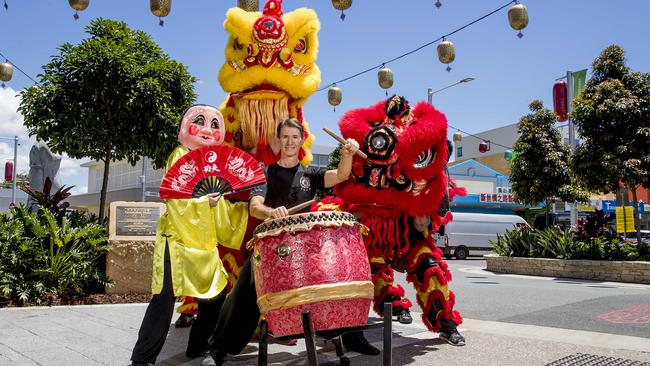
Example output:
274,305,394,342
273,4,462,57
436,212,530,259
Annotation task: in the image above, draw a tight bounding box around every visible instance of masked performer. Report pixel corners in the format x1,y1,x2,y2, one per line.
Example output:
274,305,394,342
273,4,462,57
334,96,466,346
130,105,249,366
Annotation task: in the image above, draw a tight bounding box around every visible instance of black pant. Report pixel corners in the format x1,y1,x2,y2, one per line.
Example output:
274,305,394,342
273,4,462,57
131,243,176,364
131,244,227,363
186,291,226,356
209,257,260,355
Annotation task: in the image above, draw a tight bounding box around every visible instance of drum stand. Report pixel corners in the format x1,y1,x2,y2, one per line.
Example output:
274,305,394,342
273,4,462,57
258,303,393,366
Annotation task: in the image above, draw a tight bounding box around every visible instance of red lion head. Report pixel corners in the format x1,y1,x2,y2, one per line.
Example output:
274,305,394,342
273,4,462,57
335,96,451,223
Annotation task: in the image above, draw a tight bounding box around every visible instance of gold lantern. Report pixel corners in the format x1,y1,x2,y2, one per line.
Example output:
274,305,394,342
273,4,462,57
508,2,528,38
328,85,342,111
377,66,393,90
69,0,89,20
332,0,352,20
237,0,259,12
0,62,13,88
150,0,172,26
437,38,455,72
452,131,462,144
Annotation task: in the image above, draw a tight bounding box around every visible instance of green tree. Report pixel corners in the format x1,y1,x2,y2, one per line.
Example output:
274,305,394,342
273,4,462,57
510,101,587,226
571,45,650,244
19,19,196,222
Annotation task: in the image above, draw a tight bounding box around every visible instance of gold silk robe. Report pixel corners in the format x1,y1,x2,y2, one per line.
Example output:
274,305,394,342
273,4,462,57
151,146,248,299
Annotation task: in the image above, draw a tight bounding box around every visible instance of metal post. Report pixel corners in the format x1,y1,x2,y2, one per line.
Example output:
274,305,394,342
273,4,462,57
427,88,433,104
383,302,392,366
11,135,17,204
567,71,577,227
141,156,147,202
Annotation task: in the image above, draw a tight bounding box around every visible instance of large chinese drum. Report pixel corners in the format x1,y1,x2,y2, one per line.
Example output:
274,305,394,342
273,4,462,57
248,211,373,337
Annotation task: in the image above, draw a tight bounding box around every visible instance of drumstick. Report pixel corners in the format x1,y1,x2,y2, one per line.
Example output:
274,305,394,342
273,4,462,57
323,127,367,159
287,199,316,215
263,199,317,222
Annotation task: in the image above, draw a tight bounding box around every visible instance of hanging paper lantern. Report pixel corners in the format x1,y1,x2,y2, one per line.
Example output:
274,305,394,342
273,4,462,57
377,66,393,90
237,0,259,12
479,141,490,153
0,62,12,88
553,80,568,122
437,38,455,72
4,160,13,182
331,0,352,20
328,85,342,110
508,2,528,38
452,131,462,143
504,150,513,161
434,0,442,8
69,0,89,20
0,62,13,81
150,0,172,26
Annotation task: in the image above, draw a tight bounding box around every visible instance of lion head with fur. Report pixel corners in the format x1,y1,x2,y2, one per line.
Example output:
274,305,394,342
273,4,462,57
219,0,319,165
335,96,459,227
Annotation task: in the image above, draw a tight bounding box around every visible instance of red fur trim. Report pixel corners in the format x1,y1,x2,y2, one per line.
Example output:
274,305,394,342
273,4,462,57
373,284,411,315
419,288,462,332
448,179,467,199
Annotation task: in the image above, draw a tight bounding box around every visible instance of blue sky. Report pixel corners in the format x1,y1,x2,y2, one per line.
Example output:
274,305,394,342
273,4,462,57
1,0,649,193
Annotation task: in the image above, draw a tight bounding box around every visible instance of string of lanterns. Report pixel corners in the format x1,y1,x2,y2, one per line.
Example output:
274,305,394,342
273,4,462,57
450,128,514,160
323,0,528,109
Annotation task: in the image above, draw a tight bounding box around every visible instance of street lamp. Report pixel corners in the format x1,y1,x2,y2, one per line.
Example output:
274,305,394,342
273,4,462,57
0,135,19,205
427,77,475,104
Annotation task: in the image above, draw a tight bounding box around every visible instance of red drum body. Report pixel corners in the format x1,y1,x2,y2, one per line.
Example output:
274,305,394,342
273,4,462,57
249,211,373,337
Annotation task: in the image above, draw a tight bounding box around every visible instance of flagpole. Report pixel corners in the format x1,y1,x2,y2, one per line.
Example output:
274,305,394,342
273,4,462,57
567,70,577,227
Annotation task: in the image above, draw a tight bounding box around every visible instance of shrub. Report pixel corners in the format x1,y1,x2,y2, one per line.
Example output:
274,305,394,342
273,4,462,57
492,225,648,261
492,227,538,257
0,205,110,305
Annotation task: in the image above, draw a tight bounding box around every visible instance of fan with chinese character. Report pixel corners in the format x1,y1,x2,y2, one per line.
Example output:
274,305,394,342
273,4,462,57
159,145,266,199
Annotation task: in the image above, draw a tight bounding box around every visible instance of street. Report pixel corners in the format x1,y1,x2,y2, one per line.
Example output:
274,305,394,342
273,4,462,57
397,258,650,339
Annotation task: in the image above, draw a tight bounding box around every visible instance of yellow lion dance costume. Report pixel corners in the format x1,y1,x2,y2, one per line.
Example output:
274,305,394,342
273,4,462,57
219,0,320,167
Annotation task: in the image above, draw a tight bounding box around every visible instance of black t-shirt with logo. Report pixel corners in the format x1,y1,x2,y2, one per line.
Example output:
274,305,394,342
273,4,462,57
251,163,326,210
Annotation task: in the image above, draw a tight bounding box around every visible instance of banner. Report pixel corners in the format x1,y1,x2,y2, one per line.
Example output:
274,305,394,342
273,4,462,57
615,206,635,234
572,69,587,99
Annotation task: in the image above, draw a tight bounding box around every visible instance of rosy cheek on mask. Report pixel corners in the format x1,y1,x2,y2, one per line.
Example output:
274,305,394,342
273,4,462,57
212,130,222,141
189,125,199,136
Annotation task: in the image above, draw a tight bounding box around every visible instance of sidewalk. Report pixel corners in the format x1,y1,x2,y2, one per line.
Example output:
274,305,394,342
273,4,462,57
1,303,648,366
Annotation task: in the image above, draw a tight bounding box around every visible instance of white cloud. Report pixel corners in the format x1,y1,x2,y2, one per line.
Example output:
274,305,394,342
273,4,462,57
69,185,88,195
0,87,88,188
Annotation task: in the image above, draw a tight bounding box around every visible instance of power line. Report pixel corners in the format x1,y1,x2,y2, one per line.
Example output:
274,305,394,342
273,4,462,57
317,0,517,92
448,123,513,150
0,50,40,86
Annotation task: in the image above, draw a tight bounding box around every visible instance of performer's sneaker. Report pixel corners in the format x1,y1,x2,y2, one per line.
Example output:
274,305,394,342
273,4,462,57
174,313,195,328
201,350,225,366
396,309,413,324
439,330,466,346
342,331,380,355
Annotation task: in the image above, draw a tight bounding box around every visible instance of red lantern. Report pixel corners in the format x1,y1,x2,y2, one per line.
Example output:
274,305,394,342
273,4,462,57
4,160,13,182
479,141,490,153
553,80,568,122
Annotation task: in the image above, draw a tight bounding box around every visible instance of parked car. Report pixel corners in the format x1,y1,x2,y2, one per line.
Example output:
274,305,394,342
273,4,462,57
623,230,650,245
436,212,530,259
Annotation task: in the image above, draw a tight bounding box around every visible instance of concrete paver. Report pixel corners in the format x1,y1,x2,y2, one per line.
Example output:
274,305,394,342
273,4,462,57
1,303,649,365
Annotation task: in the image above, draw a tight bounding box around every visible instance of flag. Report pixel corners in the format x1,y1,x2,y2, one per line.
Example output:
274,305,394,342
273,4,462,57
572,69,587,99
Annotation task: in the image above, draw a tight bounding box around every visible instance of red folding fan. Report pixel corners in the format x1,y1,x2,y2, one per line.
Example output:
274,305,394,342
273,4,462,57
159,145,266,199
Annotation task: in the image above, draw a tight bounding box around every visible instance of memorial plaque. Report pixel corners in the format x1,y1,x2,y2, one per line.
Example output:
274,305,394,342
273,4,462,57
109,201,165,241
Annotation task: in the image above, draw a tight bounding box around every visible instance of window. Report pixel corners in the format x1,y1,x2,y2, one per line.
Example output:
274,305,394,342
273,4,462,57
457,146,462,157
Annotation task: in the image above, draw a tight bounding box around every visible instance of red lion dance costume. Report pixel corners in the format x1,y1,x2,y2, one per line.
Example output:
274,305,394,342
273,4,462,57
335,95,466,341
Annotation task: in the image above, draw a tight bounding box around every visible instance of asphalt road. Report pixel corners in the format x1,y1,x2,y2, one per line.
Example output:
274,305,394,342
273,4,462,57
395,258,650,339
